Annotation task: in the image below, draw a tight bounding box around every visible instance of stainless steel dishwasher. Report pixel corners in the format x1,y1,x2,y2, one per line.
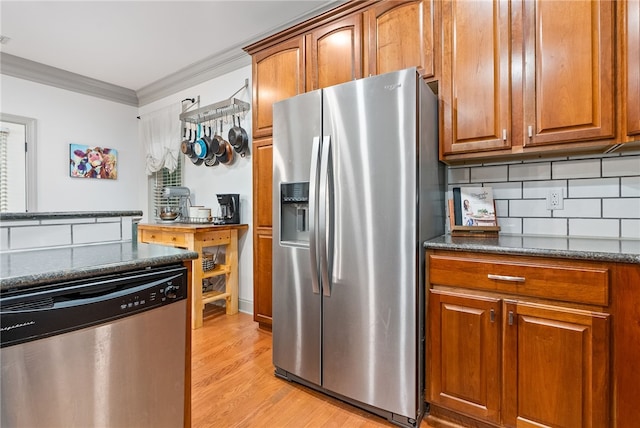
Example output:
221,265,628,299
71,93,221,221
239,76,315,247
0,264,188,428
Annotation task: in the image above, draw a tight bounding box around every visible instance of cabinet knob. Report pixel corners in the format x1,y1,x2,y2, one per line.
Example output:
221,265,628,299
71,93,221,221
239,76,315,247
502,129,507,141
528,125,533,138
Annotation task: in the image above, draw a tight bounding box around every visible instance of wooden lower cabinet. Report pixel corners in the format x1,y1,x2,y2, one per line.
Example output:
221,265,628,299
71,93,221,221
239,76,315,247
428,290,501,424
253,231,272,327
426,250,613,427
502,301,609,427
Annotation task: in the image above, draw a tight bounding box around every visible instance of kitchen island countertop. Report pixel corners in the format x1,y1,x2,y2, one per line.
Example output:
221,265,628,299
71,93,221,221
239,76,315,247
0,242,198,291
424,234,640,264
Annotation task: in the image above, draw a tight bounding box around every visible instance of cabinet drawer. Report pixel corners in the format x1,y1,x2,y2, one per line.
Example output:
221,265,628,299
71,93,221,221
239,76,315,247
139,230,188,247
429,254,609,306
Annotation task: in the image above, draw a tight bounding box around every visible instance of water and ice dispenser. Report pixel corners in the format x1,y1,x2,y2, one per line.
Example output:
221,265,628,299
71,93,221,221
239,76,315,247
280,182,309,245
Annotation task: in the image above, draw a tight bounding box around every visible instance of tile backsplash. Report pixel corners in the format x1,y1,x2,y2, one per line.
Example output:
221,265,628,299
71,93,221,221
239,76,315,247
1,215,136,251
447,151,640,238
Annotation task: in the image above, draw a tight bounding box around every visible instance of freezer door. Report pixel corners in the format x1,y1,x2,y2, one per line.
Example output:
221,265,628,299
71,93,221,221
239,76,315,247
272,90,322,385
320,69,421,418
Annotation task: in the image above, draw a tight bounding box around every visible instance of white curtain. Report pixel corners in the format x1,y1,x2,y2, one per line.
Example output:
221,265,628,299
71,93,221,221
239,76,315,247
140,103,181,175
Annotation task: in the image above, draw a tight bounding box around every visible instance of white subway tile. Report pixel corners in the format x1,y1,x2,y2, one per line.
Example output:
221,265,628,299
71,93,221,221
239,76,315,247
569,177,619,198
470,165,508,183
555,199,601,218
509,162,551,181
569,238,620,253
523,156,568,163
603,198,640,219
1,228,8,251
621,176,640,197
621,220,640,239
0,220,39,227
121,218,132,240
485,181,522,199
522,235,568,249
552,159,600,179
11,225,72,250
523,180,567,199
621,239,640,253
495,200,508,217
96,217,120,223
41,218,95,225
73,222,122,244
510,199,551,217
448,167,470,184
497,217,522,234
602,155,640,177
523,218,568,235
569,219,619,238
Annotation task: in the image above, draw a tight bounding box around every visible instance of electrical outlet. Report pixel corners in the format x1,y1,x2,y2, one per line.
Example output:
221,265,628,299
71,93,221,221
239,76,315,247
546,188,564,210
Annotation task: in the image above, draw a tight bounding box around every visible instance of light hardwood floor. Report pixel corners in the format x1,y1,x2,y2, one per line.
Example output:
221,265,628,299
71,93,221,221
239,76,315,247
191,309,433,427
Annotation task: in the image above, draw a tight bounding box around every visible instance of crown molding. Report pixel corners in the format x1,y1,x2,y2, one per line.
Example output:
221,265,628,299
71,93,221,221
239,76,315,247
136,48,251,106
1,1,343,108
0,52,139,106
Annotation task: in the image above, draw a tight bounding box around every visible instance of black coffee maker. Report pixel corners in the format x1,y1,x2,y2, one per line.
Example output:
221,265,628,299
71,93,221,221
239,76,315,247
215,194,240,224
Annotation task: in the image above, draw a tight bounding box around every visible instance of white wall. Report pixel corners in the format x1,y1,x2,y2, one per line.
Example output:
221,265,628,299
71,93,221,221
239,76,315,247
137,65,254,314
0,75,143,212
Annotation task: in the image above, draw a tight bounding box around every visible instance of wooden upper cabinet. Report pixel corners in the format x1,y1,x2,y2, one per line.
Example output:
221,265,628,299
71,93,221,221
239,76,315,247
622,0,640,139
252,138,273,229
364,0,435,79
306,14,362,91
252,37,305,138
440,0,511,156
522,0,615,147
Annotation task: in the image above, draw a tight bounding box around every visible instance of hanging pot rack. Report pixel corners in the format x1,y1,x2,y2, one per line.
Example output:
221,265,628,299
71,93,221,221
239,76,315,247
179,79,250,124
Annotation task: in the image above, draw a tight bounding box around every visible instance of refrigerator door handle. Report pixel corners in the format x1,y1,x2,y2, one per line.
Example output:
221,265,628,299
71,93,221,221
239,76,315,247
308,136,321,295
318,135,332,297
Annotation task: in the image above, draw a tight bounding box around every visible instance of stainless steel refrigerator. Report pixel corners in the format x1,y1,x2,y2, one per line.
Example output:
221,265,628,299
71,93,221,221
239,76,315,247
272,67,444,427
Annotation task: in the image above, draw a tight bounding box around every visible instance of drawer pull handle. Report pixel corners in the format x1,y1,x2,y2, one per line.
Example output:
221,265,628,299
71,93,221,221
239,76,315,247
488,274,525,282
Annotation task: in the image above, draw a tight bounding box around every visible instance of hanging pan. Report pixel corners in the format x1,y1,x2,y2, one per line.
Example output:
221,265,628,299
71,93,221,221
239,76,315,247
228,115,249,157
190,123,204,165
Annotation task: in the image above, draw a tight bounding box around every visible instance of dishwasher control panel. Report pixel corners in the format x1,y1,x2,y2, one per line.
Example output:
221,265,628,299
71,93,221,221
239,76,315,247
1,264,187,348
118,278,184,312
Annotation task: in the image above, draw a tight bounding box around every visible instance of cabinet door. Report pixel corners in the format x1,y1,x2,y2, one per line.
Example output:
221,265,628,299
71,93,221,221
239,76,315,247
623,0,640,138
252,37,305,138
364,0,435,79
440,0,511,156
253,232,272,327
503,301,610,427
428,289,502,424
306,14,362,91
253,139,273,229
252,138,273,327
522,0,615,147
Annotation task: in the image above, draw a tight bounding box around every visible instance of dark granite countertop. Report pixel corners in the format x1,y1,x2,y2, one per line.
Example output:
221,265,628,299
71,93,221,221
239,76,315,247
0,210,143,221
424,234,640,264
0,242,198,292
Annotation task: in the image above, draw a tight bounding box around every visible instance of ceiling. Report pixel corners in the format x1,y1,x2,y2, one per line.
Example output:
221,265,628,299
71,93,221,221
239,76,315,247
0,1,341,93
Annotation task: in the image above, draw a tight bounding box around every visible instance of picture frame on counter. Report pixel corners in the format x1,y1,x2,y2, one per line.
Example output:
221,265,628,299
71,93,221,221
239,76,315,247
449,186,500,237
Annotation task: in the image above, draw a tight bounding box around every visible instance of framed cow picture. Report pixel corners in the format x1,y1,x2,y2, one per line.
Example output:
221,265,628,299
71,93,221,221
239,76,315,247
69,144,118,179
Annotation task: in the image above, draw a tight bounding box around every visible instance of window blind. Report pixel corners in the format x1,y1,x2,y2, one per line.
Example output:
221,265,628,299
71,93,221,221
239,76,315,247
0,128,9,212
152,156,183,219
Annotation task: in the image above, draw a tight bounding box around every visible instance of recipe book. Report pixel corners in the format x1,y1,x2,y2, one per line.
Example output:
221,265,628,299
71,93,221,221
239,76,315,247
452,186,497,227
